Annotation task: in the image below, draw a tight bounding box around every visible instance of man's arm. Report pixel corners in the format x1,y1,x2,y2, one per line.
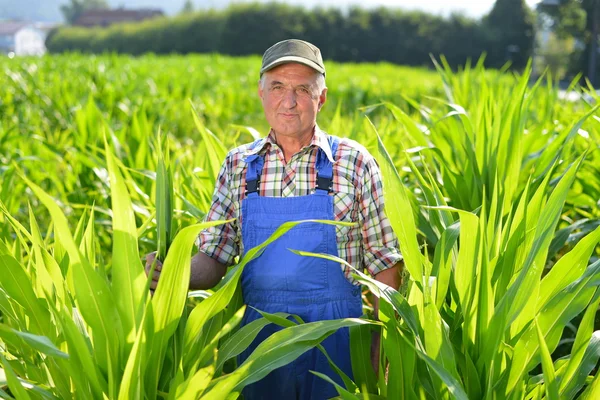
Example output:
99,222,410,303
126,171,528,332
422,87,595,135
146,152,237,292
373,262,402,316
189,251,228,290
144,251,228,291
192,152,238,289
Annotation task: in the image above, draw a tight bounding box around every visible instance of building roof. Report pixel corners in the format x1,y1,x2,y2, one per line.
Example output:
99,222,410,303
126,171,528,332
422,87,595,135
73,8,164,27
0,21,30,36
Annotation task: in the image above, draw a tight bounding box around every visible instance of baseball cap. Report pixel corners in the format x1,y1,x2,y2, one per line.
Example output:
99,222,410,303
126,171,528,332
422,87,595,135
260,39,325,76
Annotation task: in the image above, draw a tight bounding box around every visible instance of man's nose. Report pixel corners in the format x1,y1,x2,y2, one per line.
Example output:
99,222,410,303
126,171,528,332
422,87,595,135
281,88,297,108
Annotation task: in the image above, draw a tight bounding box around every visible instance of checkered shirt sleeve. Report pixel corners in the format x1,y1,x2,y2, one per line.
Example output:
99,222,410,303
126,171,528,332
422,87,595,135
197,155,240,266
357,155,402,276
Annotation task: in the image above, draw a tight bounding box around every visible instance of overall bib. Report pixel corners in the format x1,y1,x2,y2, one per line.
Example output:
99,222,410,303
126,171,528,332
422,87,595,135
238,136,363,400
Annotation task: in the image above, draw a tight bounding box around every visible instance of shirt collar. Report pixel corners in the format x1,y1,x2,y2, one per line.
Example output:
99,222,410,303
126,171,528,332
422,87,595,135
243,125,335,163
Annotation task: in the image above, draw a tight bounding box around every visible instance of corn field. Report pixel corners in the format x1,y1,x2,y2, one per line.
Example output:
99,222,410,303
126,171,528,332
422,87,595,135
0,53,600,399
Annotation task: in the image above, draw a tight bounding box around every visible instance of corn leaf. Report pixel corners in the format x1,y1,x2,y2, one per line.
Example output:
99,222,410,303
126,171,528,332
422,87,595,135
104,135,146,345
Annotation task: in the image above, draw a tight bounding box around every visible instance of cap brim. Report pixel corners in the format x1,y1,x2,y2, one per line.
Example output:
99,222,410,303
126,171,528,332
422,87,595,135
260,56,325,75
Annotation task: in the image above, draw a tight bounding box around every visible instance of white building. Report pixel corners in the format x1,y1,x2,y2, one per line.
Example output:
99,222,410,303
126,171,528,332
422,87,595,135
0,21,47,56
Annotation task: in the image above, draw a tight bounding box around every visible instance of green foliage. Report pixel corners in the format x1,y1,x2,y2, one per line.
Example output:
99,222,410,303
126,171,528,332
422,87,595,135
539,0,589,39
535,32,576,80
538,0,600,82
46,2,519,69
0,53,599,398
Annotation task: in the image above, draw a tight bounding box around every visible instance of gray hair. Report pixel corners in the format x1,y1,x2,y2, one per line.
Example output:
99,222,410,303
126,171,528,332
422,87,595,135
259,72,326,94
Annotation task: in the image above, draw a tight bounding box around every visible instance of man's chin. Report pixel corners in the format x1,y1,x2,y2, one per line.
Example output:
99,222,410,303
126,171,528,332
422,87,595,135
272,125,302,137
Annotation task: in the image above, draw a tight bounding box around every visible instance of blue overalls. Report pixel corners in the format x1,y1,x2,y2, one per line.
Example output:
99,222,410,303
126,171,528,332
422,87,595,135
237,136,363,399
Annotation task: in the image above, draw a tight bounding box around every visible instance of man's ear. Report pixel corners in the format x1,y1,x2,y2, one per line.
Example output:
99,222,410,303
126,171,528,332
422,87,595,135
318,88,328,111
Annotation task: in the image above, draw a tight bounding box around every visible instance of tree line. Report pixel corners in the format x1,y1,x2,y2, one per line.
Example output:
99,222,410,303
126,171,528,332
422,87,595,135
47,1,535,70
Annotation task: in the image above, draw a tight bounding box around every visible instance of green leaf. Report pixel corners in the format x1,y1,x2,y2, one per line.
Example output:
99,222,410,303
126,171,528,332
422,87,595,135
447,208,480,343
349,263,469,399
432,222,459,309
397,323,469,400
349,323,377,394
369,118,423,281
196,306,246,368
538,225,600,312
579,368,600,399
190,104,228,181
118,300,150,400
174,358,216,400
559,293,600,394
290,249,422,340
0,254,53,338
423,282,459,382
378,299,417,399
0,354,31,400
155,129,174,260
508,260,600,393
104,135,146,346
204,318,373,399
28,203,66,304
310,371,360,400
144,221,227,400
560,329,600,399
0,324,68,359
489,155,584,390
216,312,292,371
535,319,559,400
80,206,97,275
49,303,107,397
20,173,123,384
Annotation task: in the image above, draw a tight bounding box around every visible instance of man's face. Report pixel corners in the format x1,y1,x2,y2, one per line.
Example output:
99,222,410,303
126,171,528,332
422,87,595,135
258,63,327,141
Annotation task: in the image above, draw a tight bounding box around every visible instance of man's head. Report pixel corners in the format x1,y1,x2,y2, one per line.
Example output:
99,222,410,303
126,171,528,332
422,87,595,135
260,39,325,77
258,39,327,141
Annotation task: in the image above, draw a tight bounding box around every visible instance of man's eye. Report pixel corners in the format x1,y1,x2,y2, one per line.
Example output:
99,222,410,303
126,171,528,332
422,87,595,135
272,86,283,90
299,88,310,94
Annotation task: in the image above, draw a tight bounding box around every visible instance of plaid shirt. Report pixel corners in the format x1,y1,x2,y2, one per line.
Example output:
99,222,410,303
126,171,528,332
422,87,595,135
198,126,402,284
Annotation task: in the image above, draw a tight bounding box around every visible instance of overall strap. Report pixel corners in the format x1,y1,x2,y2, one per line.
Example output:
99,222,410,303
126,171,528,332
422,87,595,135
244,140,265,197
315,135,339,195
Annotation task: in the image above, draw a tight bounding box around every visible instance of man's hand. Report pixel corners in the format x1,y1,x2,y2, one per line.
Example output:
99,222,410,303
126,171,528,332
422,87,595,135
144,251,163,292
143,251,228,293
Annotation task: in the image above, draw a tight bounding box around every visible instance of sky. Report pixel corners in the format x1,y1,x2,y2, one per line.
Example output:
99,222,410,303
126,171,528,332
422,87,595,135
197,0,543,18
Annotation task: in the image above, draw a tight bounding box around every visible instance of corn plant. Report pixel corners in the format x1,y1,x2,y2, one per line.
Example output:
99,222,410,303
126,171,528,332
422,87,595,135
0,140,370,399
1,53,599,399
313,62,600,398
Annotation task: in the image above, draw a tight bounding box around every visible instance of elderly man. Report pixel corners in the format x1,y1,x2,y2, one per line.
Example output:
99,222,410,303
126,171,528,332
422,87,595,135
146,39,402,399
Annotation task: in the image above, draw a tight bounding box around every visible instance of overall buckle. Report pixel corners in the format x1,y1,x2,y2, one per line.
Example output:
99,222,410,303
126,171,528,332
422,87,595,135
246,179,260,195
316,175,333,193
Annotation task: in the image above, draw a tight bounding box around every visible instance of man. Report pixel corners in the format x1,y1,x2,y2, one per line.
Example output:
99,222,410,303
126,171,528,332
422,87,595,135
146,39,402,399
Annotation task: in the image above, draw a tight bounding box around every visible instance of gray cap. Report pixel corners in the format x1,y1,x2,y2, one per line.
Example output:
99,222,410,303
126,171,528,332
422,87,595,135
260,39,325,76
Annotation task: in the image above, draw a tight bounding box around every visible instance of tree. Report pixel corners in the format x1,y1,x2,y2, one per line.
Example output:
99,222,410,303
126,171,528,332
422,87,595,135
483,0,536,69
538,0,600,85
180,0,194,14
538,0,588,38
535,31,576,79
60,0,109,24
